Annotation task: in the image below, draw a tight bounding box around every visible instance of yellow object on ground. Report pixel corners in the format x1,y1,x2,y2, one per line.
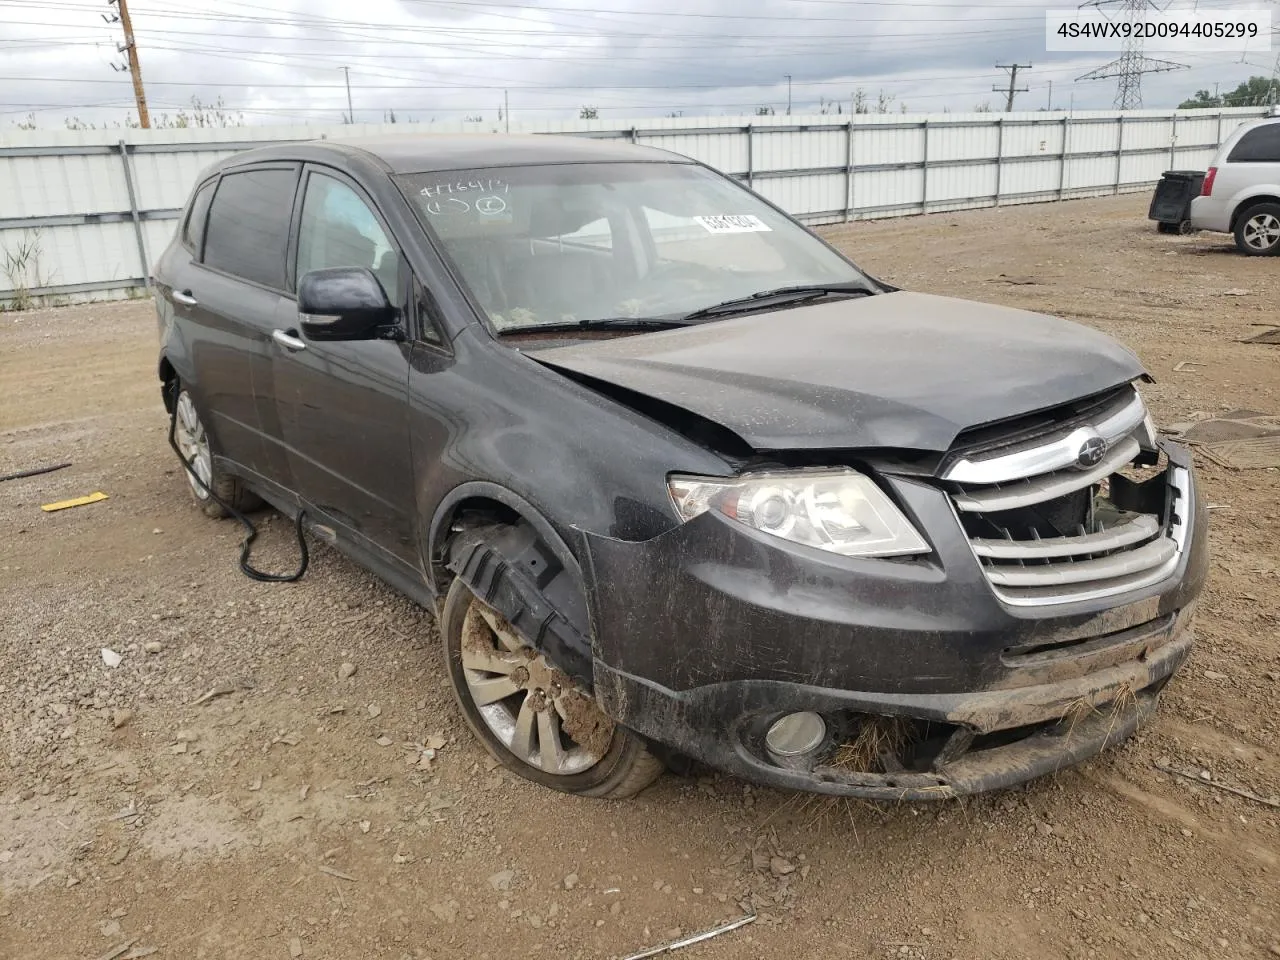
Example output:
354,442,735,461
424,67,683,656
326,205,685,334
41,492,109,512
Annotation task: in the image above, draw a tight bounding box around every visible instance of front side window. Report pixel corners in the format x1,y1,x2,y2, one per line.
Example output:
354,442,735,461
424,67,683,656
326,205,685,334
182,179,215,256
395,162,869,333
296,173,400,298
203,167,297,289
1227,124,1280,163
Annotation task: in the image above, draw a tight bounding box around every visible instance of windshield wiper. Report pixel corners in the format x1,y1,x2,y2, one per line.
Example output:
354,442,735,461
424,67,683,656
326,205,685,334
498,316,694,335
678,281,875,322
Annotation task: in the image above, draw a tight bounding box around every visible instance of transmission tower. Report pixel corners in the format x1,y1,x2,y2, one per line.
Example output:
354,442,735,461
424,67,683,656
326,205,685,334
1076,0,1188,109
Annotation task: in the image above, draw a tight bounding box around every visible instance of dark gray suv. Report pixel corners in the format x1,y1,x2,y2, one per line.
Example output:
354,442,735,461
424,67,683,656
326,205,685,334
153,135,1206,801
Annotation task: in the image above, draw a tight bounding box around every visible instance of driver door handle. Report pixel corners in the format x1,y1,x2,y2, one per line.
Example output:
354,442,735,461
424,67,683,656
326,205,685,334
172,290,197,307
272,329,307,352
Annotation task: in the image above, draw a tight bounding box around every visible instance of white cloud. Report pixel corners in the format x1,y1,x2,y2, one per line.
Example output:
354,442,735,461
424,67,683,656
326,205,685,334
1,0,1268,129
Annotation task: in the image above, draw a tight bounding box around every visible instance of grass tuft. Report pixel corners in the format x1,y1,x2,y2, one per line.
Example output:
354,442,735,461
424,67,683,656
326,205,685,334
829,715,917,774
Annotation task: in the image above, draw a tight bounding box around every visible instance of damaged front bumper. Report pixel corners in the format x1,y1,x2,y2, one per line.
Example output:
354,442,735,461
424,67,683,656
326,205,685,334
580,446,1207,800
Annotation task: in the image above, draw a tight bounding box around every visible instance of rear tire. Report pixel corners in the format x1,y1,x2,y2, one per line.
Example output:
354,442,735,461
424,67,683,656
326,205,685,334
172,387,262,519
1233,202,1280,256
441,574,663,799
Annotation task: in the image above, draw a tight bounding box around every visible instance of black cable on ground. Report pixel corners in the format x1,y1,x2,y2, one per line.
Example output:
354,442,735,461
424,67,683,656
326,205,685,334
1,462,72,483
166,384,309,583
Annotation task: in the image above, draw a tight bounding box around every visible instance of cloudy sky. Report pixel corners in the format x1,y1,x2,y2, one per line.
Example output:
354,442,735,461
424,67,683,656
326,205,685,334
1,0,1274,129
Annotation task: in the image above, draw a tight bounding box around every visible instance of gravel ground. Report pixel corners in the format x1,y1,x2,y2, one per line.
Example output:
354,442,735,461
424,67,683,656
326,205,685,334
1,193,1278,960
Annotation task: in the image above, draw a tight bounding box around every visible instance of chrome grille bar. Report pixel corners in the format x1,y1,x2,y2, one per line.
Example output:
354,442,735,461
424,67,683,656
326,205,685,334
943,390,1148,485
941,379,1188,607
982,467,1191,607
970,514,1160,560
982,537,1177,587
950,436,1141,513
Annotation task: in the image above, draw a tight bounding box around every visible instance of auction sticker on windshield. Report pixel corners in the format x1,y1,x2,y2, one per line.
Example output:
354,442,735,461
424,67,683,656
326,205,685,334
694,215,772,234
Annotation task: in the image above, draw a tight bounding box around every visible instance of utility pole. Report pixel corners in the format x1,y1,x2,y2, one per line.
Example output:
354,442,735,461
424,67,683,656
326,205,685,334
504,89,510,132
993,63,1032,112
341,66,353,124
1047,79,1054,111
108,0,149,128
1271,21,1280,109
785,74,792,115
1076,0,1186,110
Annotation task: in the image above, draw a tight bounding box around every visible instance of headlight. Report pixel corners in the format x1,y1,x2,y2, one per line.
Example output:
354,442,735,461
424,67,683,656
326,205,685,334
1140,412,1158,451
1134,385,1158,451
668,469,929,558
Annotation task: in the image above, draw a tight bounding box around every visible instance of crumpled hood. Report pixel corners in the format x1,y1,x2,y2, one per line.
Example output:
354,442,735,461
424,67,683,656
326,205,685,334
526,291,1146,452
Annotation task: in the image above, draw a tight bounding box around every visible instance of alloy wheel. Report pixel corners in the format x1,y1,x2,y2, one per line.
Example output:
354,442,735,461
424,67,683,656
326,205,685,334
174,391,213,500
460,598,613,776
1242,212,1280,252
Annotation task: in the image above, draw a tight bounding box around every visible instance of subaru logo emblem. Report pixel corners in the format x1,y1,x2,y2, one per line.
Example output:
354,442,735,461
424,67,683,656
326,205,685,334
1077,435,1108,467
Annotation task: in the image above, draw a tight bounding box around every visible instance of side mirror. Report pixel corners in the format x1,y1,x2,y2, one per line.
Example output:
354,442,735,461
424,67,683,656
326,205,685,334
297,267,397,341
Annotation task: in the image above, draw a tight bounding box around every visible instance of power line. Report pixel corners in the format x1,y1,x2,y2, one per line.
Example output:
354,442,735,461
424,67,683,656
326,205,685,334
397,0,1046,21
8,0,1256,121
993,62,1031,111
0,0,1055,56
4,82,1016,118
0,1,1054,63
1,69,1087,92
0,0,1052,24
1,16,1046,45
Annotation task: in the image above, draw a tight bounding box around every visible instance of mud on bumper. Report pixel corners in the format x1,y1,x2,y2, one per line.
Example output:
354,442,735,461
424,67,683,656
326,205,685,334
579,453,1207,801
594,607,1191,800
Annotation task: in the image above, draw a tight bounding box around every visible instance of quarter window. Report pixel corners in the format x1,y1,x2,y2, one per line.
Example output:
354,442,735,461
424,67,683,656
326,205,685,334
296,173,400,299
1226,124,1280,163
182,179,215,256
203,168,297,289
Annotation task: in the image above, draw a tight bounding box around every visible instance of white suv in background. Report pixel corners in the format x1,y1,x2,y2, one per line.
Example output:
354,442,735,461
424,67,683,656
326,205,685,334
1190,117,1280,256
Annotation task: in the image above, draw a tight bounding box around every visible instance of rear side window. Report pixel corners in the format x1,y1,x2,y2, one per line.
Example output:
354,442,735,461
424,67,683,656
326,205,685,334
1227,124,1280,163
182,179,215,255
203,167,297,289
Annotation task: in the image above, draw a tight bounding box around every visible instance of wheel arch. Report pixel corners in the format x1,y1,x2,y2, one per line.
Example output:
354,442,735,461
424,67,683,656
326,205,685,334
1230,194,1280,232
158,355,178,413
426,481,586,596
429,481,595,685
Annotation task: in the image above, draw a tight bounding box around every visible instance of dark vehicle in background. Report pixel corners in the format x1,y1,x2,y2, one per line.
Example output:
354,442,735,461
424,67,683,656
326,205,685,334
153,135,1206,801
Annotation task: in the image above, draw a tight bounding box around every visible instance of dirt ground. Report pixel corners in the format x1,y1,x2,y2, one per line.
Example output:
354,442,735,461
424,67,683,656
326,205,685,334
2,193,1279,960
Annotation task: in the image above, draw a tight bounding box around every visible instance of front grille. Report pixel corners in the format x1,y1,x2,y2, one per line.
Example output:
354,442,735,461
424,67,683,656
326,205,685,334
949,385,1135,462
942,386,1191,606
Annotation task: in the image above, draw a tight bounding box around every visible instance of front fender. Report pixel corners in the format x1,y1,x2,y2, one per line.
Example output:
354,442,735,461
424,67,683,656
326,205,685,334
445,518,594,685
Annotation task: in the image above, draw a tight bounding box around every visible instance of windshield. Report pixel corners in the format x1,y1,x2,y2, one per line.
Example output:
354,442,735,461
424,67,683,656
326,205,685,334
395,162,872,333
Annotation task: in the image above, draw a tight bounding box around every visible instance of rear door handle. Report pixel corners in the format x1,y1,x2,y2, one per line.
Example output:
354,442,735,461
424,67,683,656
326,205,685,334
272,329,307,352
172,290,197,307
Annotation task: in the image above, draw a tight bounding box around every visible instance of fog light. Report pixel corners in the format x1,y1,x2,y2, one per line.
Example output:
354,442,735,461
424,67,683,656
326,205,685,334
765,711,827,767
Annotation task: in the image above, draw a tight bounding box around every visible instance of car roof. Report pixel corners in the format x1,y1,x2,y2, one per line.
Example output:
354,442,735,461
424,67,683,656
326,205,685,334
1228,116,1280,137
1218,116,1280,156
221,134,692,175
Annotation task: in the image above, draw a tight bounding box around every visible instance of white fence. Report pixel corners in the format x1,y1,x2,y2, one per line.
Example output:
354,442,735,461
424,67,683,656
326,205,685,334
0,107,1268,306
